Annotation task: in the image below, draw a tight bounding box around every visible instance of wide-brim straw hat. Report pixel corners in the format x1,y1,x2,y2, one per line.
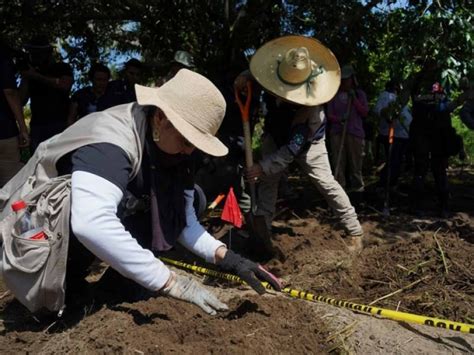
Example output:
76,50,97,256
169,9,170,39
135,69,228,156
250,35,340,106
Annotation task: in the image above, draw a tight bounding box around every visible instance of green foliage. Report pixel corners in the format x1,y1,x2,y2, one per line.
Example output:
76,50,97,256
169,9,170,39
1,1,472,87
1,0,472,163
452,114,474,164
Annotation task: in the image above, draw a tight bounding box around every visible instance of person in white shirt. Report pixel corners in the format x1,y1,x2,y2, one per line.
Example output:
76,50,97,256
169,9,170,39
374,80,412,189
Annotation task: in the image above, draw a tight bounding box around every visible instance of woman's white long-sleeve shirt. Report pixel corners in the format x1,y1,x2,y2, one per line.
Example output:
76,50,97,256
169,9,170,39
71,170,224,291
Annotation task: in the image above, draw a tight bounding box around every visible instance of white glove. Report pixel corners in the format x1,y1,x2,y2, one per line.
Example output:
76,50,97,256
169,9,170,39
161,273,229,315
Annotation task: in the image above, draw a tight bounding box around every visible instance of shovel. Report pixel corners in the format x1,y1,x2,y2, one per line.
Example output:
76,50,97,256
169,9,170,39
235,81,275,258
382,121,395,217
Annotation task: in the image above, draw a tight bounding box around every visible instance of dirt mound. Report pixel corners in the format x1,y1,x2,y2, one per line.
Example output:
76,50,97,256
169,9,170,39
359,231,473,322
0,291,328,354
263,212,473,325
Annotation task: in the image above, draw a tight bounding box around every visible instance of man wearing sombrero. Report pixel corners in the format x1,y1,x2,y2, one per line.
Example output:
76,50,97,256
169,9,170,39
236,35,364,250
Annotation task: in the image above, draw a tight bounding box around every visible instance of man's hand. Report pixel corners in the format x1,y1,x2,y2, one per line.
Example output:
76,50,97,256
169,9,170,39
245,163,264,182
217,250,282,294
381,101,400,122
160,272,229,315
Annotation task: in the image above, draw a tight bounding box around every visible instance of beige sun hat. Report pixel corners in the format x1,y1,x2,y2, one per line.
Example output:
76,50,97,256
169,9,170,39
249,35,340,106
135,69,228,157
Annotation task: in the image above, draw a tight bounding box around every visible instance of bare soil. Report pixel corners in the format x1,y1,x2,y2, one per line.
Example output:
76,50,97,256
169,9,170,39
1,168,473,354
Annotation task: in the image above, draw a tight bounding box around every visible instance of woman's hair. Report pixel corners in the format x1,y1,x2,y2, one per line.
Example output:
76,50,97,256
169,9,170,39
88,63,111,81
144,105,158,119
146,106,177,130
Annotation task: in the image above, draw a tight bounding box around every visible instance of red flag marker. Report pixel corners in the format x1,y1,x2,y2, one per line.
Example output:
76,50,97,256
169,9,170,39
221,187,243,228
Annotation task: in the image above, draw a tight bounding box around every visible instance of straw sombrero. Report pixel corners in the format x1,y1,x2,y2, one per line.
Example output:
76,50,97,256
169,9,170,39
250,35,340,106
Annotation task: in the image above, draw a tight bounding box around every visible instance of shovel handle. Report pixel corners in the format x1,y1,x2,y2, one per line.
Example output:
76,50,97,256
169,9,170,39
334,96,353,179
388,123,395,145
208,193,226,210
235,81,254,170
243,120,257,213
235,81,253,123
235,81,257,212
383,120,396,216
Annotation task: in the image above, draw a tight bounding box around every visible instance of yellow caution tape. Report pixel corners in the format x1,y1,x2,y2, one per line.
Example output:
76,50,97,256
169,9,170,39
160,257,474,335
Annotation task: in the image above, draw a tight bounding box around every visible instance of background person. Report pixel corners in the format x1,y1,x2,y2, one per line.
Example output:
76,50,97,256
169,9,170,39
327,65,369,200
374,79,413,189
102,58,142,108
18,36,73,153
0,40,29,187
156,50,196,87
67,63,111,125
410,63,466,217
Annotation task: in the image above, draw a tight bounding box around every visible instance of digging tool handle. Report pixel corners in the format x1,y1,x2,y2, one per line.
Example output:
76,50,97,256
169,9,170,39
235,81,257,212
383,122,395,216
334,96,353,179
388,121,394,145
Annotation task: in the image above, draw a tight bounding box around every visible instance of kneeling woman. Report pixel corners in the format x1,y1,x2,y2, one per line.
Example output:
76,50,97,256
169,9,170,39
1,70,281,315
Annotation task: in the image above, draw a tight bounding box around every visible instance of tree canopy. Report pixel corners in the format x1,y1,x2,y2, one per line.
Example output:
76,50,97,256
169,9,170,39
1,0,473,95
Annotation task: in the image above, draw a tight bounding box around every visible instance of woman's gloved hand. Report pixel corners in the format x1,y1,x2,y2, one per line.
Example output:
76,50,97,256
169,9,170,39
217,250,282,294
160,272,229,315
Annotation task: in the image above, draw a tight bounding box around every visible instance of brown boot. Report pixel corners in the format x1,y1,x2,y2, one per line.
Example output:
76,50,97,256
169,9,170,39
346,235,363,254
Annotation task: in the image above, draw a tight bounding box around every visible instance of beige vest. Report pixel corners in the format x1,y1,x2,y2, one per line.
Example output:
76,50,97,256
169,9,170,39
0,103,147,313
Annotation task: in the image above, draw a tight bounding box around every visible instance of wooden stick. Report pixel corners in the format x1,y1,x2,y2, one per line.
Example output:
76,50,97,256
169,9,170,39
433,227,449,275
406,260,433,275
369,276,430,305
291,211,302,220
326,320,358,342
365,204,383,215
396,264,410,273
334,97,353,179
274,206,289,219
43,320,58,333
